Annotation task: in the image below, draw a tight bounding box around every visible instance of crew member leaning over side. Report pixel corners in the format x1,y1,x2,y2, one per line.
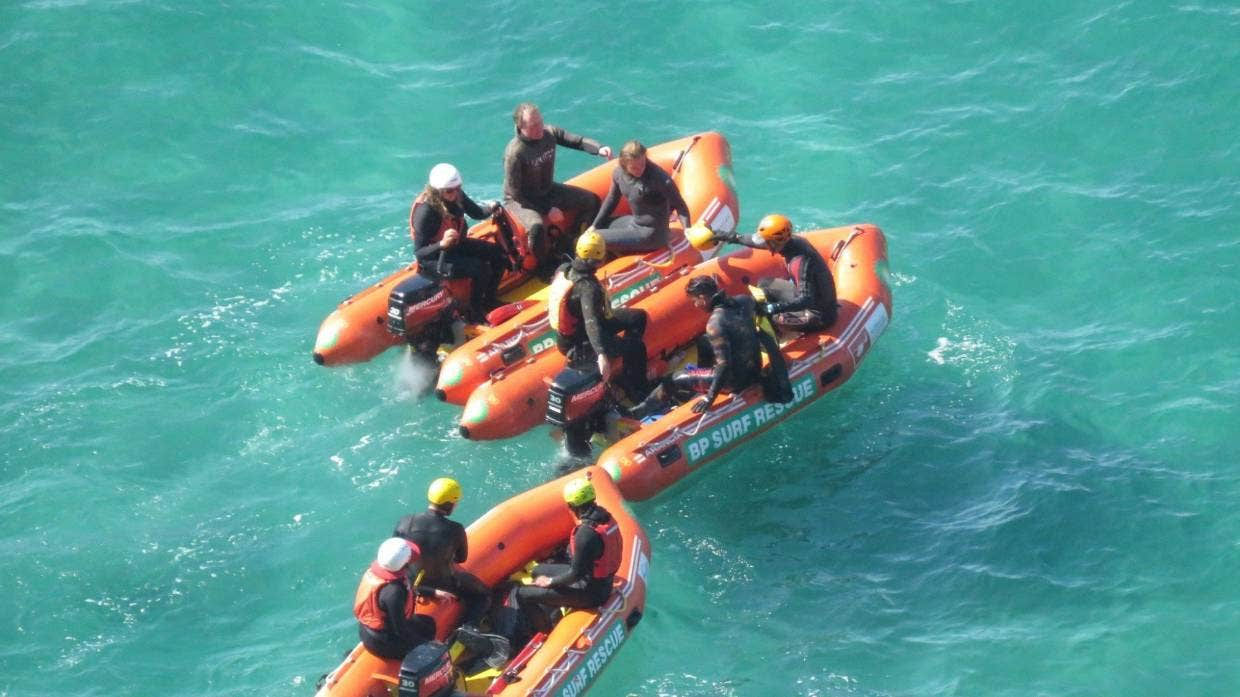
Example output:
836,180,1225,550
588,139,691,255
502,102,612,273
715,214,838,332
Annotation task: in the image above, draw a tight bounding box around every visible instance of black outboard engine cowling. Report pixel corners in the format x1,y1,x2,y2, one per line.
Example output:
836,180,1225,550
545,366,607,428
398,641,455,697
387,274,453,337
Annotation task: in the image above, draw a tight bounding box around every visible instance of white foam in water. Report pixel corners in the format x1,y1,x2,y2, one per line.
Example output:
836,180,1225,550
394,350,436,399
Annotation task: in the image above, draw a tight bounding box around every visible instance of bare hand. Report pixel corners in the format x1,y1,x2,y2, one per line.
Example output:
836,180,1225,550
533,575,552,587
547,207,565,226
598,145,613,160
692,397,711,414
441,228,460,248
596,354,611,380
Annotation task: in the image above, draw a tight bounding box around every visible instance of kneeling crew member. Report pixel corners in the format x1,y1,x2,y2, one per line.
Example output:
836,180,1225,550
354,537,437,659
632,274,790,417
516,477,621,629
549,230,649,401
393,477,490,628
717,213,837,331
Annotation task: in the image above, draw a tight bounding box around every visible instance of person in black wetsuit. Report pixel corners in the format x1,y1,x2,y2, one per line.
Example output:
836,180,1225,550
629,275,791,418
588,140,691,255
409,163,509,322
548,231,649,402
502,103,612,273
393,477,490,628
515,477,621,631
715,213,838,332
353,537,437,659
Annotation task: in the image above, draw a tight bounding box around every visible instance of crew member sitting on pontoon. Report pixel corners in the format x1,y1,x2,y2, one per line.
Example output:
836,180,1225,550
515,477,621,631
548,231,650,403
715,213,838,332
353,538,437,659
394,477,490,630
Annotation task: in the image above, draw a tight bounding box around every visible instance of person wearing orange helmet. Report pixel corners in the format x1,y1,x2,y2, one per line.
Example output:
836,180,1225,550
716,214,837,332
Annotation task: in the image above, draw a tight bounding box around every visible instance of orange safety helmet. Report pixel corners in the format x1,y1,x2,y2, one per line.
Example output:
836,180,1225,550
752,214,793,248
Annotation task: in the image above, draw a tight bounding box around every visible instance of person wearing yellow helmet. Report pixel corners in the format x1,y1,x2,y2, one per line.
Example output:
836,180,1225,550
393,477,490,628
515,475,622,628
547,231,650,402
714,213,838,332
502,102,612,273
585,140,692,254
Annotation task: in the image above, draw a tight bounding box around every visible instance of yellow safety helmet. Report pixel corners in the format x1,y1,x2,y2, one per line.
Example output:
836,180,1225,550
575,230,606,262
562,477,596,507
685,222,716,251
753,214,793,247
427,477,462,506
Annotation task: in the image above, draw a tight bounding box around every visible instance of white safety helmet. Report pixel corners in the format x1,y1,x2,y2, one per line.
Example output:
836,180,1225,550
375,537,418,572
428,163,463,190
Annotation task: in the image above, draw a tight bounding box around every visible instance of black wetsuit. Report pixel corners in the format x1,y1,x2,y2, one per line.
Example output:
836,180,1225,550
516,505,617,630
556,258,649,400
591,162,691,254
410,192,508,317
733,235,837,330
502,125,604,266
394,509,489,625
359,582,437,659
680,293,764,402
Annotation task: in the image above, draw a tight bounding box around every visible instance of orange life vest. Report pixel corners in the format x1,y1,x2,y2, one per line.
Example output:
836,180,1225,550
408,193,465,246
570,517,622,580
353,563,416,631
548,268,610,341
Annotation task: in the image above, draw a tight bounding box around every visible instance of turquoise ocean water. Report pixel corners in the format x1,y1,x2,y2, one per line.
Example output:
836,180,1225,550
3,2,1238,695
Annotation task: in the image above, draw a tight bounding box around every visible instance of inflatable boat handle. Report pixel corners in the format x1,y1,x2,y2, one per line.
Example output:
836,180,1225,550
831,226,867,262
671,135,703,173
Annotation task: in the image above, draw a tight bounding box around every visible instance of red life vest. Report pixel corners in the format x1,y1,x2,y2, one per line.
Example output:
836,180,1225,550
353,563,416,631
570,517,622,580
408,193,465,246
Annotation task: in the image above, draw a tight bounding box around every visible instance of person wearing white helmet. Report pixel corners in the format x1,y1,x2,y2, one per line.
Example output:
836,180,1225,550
353,537,436,659
409,162,509,322
502,102,612,275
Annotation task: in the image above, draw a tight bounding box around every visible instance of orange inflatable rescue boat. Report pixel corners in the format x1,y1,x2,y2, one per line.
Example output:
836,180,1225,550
314,466,648,697
590,224,892,500
435,132,739,403
456,240,799,441
313,133,739,369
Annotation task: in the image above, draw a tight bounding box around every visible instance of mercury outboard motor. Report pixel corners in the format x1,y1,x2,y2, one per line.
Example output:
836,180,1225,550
387,274,459,363
546,366,610,457
398,641,456,697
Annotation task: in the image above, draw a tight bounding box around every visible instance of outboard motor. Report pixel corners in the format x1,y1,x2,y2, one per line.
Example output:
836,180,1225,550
387,274,458,362
546,366,609,457
398,641,456,697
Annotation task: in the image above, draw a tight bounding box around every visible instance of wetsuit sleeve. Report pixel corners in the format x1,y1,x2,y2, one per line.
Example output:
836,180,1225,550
591,173,622,228
578,281,610,357
453,521,468,564
379,583,435,645
548,525,602,587
703,314,729,402
461,192,487,220
769,255,813,315
549,125,602,155
412,205,446,260
660,168,692,228
502,142,533,208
